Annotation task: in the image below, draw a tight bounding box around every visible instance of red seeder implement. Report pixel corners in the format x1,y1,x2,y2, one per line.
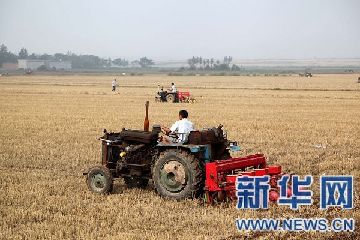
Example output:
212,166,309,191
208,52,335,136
204,154,289,203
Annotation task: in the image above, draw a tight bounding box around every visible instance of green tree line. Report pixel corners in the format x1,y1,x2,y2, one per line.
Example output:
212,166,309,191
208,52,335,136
0,44,154,69
187,56,240,71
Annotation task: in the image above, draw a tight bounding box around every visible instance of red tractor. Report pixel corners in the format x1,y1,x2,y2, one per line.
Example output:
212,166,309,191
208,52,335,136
155,91,195,103
84,102,287,203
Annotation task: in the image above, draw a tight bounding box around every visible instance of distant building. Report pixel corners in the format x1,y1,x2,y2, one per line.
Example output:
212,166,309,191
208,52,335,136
18,59,45,70
1,62,18,70
17,59,72,70
48,61,71,70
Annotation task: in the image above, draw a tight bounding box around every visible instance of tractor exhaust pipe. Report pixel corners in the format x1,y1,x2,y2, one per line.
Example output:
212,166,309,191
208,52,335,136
144,101,149,131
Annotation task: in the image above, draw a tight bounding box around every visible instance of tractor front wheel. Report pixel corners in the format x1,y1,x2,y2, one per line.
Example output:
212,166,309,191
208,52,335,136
152,150,203,200
166,93,175,103
86,166,113,194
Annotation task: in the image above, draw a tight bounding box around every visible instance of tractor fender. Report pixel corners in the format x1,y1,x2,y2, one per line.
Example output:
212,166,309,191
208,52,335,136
156,143,210,161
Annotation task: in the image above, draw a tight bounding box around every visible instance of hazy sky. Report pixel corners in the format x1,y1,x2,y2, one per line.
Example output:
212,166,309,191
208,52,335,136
0,0,359,60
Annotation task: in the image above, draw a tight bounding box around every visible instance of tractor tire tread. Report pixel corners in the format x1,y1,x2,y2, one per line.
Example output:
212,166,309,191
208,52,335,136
86,165,114,194
152,149,204,200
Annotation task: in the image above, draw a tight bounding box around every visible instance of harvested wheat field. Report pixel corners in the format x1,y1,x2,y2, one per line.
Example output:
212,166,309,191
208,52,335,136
0,74,359,239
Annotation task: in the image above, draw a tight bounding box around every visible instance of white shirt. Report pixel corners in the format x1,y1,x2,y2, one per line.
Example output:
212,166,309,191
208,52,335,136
171,85,177,93
170,118,194,143
112,80,116,87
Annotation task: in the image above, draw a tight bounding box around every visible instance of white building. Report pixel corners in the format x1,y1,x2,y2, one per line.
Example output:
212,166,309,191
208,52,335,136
17,59,71,70
18,59,45,70
48,61,71,70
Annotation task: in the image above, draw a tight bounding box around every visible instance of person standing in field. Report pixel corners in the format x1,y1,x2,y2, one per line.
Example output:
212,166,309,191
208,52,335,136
112,79,117,92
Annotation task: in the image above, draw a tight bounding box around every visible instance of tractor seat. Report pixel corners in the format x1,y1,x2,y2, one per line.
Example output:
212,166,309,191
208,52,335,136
188,127,224,145
120,129,158,144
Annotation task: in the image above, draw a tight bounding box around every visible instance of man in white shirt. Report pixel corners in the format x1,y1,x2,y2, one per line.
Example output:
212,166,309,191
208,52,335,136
161,110,194,144
170,82,177,93
112,79,117,92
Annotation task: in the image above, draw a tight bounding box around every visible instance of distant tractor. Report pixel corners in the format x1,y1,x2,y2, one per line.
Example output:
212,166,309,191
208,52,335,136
25,69,33,75
299,72,312,78
156,90,195,103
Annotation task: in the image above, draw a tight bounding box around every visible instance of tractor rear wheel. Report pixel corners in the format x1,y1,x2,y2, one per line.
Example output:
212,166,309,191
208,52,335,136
166,93,175,103
86,166,113,194
124,176,149,189
152,150,204,200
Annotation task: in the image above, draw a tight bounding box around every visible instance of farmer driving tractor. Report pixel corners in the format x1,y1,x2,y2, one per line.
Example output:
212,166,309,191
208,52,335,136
161,110,194,143
85,101,286,204
170,82,177,93
155,83,195,103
